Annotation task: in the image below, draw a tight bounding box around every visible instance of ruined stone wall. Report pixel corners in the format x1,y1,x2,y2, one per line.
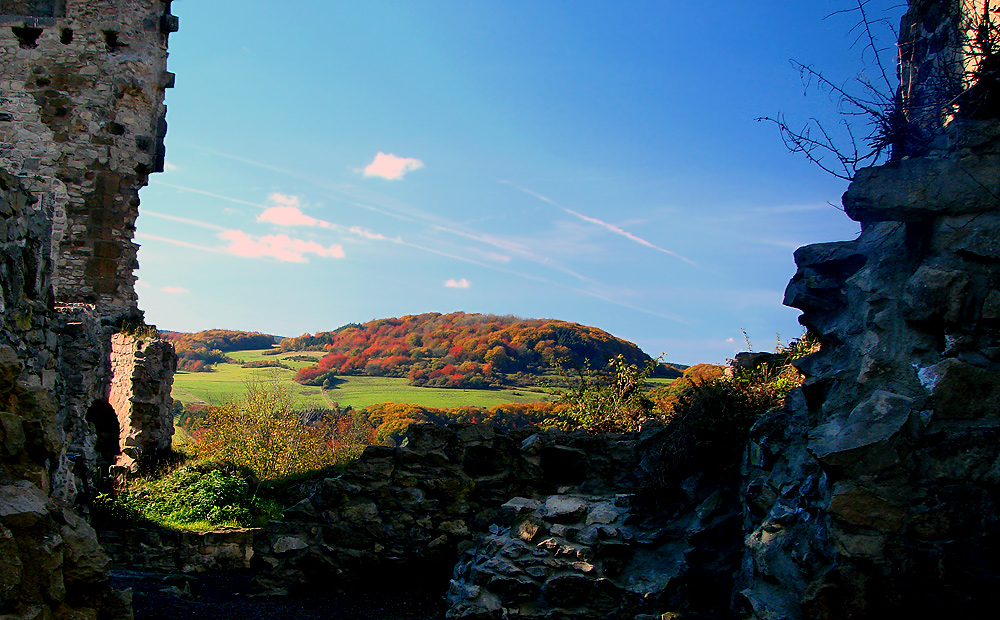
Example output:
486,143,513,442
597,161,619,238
99,528,256,574
0,169,130,620
0,0,175,316
735,2,1000,616
0,1,177,617
252,423,744,619
1,0,178,492
109,332,174,470
897,0,965,154
739,120,1000,619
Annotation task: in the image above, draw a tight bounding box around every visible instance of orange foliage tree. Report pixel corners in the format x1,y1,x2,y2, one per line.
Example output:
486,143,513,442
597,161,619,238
194,379,338,479
284,312,683,389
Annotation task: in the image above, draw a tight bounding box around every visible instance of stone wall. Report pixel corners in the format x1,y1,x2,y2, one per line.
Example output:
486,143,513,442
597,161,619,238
252,423,744,618
109,332,174,470
1,0,178,494
0,0,175,316
0,169,130,620
738,117,1000,619
99,528,256,574
0,1,177,618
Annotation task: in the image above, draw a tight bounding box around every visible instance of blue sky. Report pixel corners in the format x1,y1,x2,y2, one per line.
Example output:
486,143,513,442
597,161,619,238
135,1,902,364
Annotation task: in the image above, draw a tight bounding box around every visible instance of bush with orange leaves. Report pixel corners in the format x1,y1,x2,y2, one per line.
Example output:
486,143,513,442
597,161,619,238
194,378,340,480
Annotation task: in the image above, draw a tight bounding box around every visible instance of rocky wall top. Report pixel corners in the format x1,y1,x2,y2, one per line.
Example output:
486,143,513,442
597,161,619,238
0,0,176,318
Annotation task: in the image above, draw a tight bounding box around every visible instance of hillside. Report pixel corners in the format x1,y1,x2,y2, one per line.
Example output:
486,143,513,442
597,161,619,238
280,311,684,389
161,329,279,371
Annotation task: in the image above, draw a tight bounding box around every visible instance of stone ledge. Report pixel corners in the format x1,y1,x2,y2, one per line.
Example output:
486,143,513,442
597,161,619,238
844,153,1000,221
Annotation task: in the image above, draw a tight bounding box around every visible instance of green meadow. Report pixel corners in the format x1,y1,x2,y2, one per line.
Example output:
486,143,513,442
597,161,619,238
170,348,552,410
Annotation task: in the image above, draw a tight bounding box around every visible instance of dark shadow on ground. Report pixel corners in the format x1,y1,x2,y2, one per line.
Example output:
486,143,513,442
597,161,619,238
111,570,446,620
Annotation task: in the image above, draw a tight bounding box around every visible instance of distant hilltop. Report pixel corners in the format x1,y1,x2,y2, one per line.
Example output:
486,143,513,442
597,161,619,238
281,311,684,389
164,312,685,387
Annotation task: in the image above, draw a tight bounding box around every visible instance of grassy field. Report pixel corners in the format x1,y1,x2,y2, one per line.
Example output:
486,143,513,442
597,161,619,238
171,348,552,410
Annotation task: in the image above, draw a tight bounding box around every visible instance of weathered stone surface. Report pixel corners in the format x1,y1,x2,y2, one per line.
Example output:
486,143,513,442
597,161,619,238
827,486,906,532
902,265,971,323
447,489,720,619
109,333,176,470
98,527,256,573
246,423,742,619
844,153,1000,221
542,496,588,522
808,390,913,463
744,92,1000,619
919,358,1000,419
0,481,48,528
0,2,177,618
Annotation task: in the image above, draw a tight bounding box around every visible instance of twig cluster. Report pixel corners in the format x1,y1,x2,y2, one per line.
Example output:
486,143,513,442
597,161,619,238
762,0,1000,179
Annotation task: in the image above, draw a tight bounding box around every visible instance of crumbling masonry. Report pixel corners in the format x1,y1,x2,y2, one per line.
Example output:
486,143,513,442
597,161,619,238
1,0,178,494
0,1,176,618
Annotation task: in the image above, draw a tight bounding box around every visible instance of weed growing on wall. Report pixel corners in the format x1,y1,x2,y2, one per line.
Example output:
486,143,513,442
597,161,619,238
651,333,819,473
545,355,656,432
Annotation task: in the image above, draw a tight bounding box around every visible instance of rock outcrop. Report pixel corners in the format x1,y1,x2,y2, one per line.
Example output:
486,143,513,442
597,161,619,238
740,122,1000,619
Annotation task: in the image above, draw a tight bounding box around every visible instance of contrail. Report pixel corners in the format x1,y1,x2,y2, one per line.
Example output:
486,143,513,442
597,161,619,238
140,209,227,231
135,232,225,254
500,180,699,267
150,180,270,210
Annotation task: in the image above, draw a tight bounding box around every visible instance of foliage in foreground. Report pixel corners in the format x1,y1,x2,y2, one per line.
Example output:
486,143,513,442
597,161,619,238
193,378,359,480
545,355,656,432
548,334,819,471
92,461,283,530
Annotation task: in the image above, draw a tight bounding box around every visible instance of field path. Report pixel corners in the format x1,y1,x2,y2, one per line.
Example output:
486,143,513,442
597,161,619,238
320,387,335,409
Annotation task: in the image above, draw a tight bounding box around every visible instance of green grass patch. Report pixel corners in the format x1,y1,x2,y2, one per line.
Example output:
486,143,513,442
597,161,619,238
92,461,285,531
172,348,552,410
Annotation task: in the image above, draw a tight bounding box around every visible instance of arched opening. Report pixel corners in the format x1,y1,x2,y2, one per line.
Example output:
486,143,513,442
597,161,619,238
86,399,120,464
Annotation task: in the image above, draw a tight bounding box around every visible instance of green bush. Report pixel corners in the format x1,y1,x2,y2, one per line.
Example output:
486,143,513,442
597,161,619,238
94,461,283,530
650,332,819,474
544,354,655,432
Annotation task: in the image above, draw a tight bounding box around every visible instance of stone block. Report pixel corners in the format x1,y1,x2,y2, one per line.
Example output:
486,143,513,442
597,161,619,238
902,265,971,323
827,486,906,532
541,496,588,523
919,358,1000,419
844,153,1000,221
0,481,48,528
808,390,913,464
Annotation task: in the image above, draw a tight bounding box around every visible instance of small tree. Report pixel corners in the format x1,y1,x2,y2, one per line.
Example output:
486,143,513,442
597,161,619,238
195,377,336,479
547,355,655,432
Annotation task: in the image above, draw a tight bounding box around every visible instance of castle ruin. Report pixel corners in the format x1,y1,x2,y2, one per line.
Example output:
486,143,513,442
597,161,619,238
3,0,1000,619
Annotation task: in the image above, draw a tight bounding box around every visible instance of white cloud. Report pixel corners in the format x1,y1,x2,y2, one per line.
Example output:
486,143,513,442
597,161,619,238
218,230,345,263
268,192,299,208
163,286,190,294
348,225,386,240
445,278,471,289
362,152,424,180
